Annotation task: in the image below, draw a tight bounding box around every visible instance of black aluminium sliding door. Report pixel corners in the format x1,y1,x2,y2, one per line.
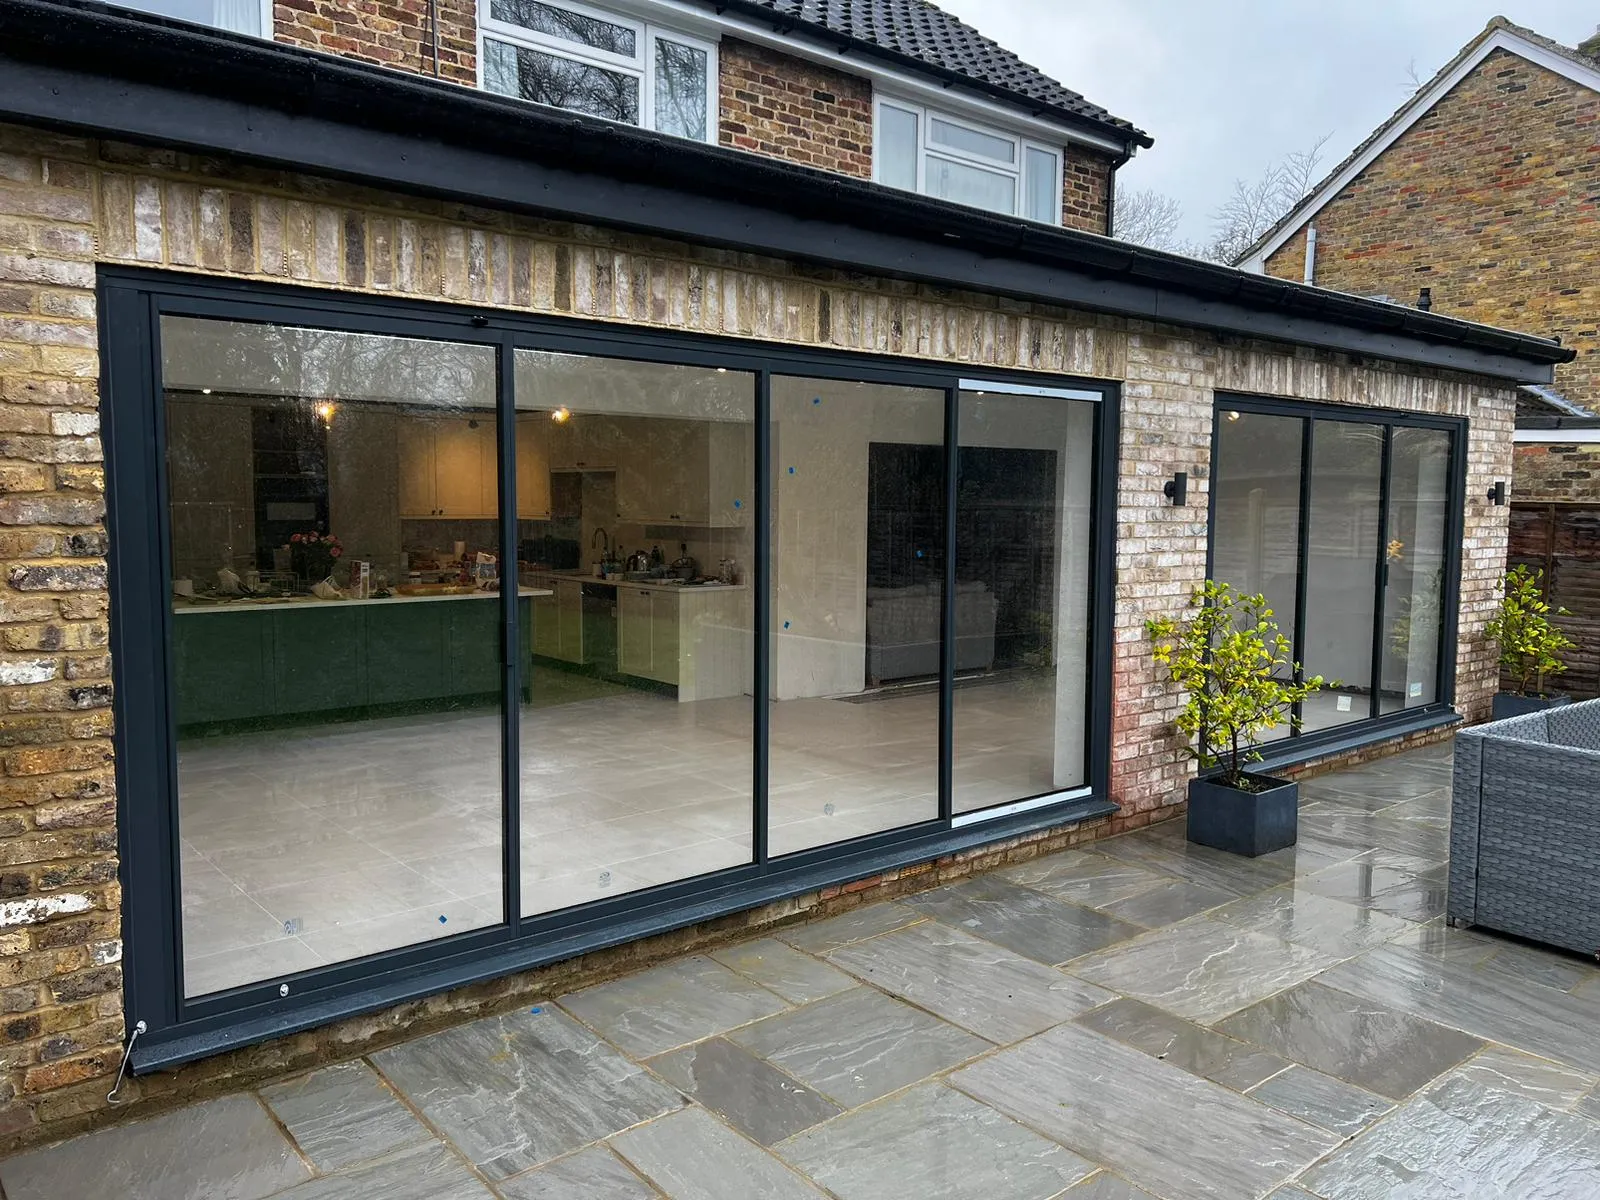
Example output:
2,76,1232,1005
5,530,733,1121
1208,395,1466,748
102,268,1118,1065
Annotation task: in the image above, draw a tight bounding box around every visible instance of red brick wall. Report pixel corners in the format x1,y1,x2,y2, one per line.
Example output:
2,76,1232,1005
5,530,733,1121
1263,47,1600,415
1062,144,1113,234
1513,441,1600,503
717,38,873,178
274,0,477,85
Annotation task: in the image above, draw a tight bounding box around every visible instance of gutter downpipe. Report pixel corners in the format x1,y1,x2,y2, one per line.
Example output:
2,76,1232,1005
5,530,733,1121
1303,224,1317,285
1104,146,1133,238
429,0,441,78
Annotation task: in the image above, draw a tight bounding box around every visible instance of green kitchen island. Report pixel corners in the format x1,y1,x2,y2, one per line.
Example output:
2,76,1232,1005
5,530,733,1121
172,589,547,734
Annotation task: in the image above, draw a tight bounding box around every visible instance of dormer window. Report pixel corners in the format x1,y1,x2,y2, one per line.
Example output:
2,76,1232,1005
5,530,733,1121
480,0,717,142
875,97,1063,225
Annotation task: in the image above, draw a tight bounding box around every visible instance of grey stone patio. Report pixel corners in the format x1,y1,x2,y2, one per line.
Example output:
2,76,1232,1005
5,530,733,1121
9,739,1600,1199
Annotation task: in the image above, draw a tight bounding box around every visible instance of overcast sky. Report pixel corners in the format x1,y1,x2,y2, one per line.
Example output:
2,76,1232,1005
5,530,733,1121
932,1,1597,242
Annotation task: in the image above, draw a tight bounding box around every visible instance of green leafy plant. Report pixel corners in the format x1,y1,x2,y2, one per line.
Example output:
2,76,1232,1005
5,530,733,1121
1485,565,1575,698
1146,580,1325,791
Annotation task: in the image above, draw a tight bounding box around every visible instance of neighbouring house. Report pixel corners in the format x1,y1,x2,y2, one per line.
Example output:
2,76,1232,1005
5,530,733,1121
0,0,1573,1147
1237,17,1600,695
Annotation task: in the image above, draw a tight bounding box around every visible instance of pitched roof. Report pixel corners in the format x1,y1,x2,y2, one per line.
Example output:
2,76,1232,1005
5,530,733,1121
718,0,1151,146
1235,16,1600,269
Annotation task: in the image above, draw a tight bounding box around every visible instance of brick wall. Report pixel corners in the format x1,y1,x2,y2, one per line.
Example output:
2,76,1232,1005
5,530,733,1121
717,38,873,178
1263,47,1600,417
273,0,477,85
1062,143,1113,234
0,117,1517,1147
1513,441,1600,503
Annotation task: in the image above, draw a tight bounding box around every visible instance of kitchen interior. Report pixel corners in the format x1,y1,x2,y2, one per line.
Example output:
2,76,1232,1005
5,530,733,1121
160,317,1094,1000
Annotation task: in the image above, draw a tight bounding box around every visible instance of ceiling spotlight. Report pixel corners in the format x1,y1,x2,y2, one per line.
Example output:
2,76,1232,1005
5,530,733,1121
1226,410,1242,422
551,406,571,424
200,388,212,395
315,402,335,424
715,368,727,374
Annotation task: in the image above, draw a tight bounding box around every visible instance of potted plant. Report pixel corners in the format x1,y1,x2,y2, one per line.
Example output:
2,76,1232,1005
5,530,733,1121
1146,580,1324,857
288,530,344,585
1485,564,1575,719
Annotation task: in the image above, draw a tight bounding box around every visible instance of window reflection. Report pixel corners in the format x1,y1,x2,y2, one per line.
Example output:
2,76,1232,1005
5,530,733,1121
162,317,504,997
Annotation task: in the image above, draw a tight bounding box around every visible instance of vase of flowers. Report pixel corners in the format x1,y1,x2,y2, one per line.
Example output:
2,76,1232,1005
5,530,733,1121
288,531,343,584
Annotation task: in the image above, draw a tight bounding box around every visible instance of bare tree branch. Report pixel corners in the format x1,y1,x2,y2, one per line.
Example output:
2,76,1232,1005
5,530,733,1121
1202,133,1333,265
1112,186,1184,250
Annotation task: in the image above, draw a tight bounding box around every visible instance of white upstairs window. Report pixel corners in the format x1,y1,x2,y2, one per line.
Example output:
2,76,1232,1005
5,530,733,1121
104,0,268,35
480,0,717,143
875,97,1063,225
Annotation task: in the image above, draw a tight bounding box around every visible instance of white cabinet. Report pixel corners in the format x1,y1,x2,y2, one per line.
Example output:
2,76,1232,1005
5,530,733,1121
618,586,661,680
615,418,751,527
547,417,617,472
515,415,552,520
397,415,496,518
529,575,585,663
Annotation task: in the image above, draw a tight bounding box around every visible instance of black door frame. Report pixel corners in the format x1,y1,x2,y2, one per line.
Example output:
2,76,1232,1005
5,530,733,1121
101,266,1120,1070
1204,392,1469,766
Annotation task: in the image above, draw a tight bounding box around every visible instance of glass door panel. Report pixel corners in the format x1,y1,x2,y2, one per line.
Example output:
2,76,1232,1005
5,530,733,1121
1380,427,1452,712
769,376,944,853
513,350,754,915
1210,410,1303,743
161,316,504,997
1302,420,1384,730
952,388,1096,812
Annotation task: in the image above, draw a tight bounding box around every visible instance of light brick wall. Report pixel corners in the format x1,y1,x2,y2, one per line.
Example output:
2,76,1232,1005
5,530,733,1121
1263,47,1600,418
274,0,477,85
0,117,1516,1146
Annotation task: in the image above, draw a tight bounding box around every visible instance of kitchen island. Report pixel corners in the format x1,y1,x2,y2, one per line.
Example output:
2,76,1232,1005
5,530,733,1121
172,588,549,733
523,572,751,702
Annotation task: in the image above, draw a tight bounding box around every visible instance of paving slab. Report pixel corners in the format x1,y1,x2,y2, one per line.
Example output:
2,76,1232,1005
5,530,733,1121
1095,878,1235,929
951,1022,1339,1200
1448,1046,1599,1111
904,875,1143,965
498,1145,660,1200
1302,1075,1600,1198
776,1082,1095,1200
708,938,853,1004
1317,943,1600,1074
1066,918,1336,1024
610,1106,826,1200
1093,828,1296,897
371,1007,681,1179
1209,884,1412,960
267,1140,492,1200
999,852,1172,907
646,1038,839,1146
728,986,988,1106
1061,1173,1159,1199
825,919,1114,1043
261,1060,431,1172
1217,980,1483,1099
0,1093,309,1200
774,902,924,954
1247,1065,1391,1136
1074,996,1290,1091
558,955,790,1057
1299,855,1448,923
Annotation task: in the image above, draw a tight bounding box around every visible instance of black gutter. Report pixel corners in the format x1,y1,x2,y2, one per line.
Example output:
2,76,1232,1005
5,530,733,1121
0,0,1573,380
703,0,1153,150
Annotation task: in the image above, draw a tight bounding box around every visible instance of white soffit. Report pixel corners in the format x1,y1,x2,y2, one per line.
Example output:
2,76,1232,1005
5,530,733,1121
1238,27,1600,272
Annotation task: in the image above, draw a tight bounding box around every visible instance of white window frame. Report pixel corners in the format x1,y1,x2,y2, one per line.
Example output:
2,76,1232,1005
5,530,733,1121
106,0,273,37
874,95,1063,225
477,0,719,143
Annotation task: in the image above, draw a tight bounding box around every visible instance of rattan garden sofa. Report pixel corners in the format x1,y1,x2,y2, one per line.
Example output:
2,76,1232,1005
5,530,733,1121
1449,697,1600,956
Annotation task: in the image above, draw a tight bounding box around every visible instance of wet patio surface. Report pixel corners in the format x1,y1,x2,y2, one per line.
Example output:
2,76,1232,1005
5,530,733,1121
8,739,1600,1199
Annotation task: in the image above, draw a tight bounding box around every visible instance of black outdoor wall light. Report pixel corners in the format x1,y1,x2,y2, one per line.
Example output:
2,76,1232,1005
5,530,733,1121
1163,471,1188,506
1488,480,1507,506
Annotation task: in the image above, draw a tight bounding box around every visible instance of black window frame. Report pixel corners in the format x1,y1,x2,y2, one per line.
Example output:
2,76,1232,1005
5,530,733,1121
1205,392,1468,769
101,266,1120,1070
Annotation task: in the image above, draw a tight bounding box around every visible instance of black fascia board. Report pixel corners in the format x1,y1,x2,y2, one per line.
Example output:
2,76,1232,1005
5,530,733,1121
0,0,1572,382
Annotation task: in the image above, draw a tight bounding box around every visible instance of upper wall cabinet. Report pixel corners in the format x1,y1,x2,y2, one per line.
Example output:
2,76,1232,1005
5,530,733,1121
398,414,497,519
515,414,552,520
547,417,619,472
615,417,749,526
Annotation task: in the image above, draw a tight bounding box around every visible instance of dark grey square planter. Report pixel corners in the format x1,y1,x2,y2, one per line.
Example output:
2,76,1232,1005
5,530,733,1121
1491,692,1571,720
1187,773,1297,857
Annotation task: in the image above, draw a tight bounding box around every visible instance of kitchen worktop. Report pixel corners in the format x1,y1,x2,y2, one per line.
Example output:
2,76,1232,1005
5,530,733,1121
530,570,746,592
173,586,552,614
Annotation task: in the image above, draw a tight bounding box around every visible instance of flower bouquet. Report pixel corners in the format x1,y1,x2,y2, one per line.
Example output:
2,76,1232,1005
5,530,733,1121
288,531,344,584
